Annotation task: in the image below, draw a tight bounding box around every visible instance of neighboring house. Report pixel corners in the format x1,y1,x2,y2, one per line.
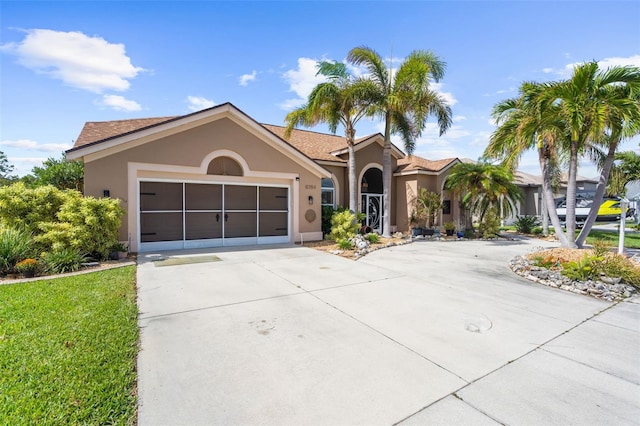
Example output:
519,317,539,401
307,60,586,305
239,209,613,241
505,171,599,224
66,102,464,253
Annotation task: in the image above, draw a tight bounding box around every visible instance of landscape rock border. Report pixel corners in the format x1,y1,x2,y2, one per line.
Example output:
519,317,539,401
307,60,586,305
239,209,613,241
509,254,636,302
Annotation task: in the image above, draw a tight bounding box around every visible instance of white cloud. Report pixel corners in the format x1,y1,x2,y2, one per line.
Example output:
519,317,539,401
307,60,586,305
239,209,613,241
99,95,141,112
431,82,457,106
2,139,71,152
187,96,215,112
280,57,328,110
5,156,47,177
239,70,257,86
453,115,467,123
545,54,640,77
1,29,144,93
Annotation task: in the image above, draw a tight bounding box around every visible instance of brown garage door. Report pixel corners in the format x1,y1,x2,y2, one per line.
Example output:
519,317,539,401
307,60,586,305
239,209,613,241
139,181,289,250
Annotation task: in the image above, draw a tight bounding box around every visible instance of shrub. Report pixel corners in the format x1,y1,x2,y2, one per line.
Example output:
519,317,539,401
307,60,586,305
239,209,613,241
15,258,42,277
0,227,33,276
337,239,353,250
531,226,543,235
321,205,336,236
478,210,501,238
463,228,475,239
0,183,67,234
37,195,124,259
562,254,600,281
42,248,88,274
328,210,360,242
531,254,559,269
0,184,124,260
365,233,380,243
514,215,540,234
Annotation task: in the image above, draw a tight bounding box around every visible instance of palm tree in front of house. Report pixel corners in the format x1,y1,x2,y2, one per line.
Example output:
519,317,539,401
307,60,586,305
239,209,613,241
347,46,452,236
443,162,522,230
486,62,640,248
284,61,379,214
486,82,573,245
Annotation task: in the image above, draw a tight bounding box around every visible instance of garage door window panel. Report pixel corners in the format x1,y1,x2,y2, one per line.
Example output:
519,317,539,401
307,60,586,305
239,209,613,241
140,212,183,242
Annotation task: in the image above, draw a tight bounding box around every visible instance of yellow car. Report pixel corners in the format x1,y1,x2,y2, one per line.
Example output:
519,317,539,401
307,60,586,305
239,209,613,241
556,197,631,222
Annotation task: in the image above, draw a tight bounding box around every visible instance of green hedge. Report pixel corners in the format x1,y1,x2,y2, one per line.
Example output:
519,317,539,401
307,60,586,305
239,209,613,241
0,183,124,260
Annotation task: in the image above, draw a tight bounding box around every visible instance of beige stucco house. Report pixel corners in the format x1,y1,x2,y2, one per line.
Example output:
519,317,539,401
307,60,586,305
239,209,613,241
67,102,464,253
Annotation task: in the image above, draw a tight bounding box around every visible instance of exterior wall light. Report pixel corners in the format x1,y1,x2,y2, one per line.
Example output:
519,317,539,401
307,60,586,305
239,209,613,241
308,195,313,205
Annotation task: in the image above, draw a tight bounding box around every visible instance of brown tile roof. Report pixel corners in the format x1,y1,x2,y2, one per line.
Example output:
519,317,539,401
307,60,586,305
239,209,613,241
262,125,351,162
74,116,178,148
396,156,458,173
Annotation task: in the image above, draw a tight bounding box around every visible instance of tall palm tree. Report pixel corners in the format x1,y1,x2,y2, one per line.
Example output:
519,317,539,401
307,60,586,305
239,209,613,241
443,162,522,229
539,62,640,247
347,47,452,236
486,83,574,246
487,62,640,248
284,61,379,213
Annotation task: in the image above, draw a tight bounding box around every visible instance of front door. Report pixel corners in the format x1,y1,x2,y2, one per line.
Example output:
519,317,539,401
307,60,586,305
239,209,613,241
361,193,383,234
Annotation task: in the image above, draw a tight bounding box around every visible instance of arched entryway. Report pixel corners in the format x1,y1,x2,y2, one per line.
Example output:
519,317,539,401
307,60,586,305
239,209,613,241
360,167,383,233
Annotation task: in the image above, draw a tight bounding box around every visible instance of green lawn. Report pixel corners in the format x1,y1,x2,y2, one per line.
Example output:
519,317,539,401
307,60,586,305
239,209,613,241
0,266,138,425
583,229,640,249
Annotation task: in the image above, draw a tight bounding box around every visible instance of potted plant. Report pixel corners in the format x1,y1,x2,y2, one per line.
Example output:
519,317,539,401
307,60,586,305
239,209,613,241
443,221,456,236
109,242,128,260
416,189,442,236
408,210,424,237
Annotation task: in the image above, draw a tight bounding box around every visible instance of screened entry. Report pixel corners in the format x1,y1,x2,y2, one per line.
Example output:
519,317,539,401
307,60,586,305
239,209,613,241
139,181,289,251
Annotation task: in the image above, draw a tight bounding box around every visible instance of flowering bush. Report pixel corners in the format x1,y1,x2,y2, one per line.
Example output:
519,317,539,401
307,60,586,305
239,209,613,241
15,258,41,277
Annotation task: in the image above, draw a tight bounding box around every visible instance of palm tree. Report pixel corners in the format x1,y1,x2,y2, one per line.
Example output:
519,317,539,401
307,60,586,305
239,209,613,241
486,83,574,245
486,62,640,248
284,61,378,213
607,149,640,196
347,47,452,237
443,162,522,229
541,63,640,247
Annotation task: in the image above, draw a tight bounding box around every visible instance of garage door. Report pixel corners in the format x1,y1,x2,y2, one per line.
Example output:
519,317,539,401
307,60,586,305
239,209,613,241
139,181,289,251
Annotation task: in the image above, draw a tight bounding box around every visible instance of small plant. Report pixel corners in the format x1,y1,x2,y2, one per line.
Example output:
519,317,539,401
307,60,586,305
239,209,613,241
337,239,353,250
514,215,540,234
591,239,611,258
0,227,33,275
328,210,360,242
463,228,475,239
321,205,336,236
364,233,380,243
561,254,600,281
478,210,501,238
14,258,41,278
443,221,456,231
531,226,543,235
42,248,88,274
531,255,559,269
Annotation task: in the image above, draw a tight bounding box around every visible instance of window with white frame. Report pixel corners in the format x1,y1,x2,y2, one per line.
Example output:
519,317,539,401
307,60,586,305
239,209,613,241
321,178,335,207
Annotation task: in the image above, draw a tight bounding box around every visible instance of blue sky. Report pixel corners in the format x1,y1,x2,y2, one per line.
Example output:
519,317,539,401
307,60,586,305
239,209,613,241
1,0,639,177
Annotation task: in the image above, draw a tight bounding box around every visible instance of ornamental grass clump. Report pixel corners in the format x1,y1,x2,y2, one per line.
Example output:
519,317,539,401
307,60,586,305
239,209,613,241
0,226,33,276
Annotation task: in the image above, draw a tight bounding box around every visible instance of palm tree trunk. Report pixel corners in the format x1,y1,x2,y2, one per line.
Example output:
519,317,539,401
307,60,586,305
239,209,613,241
540,146,571,247
382,115,392,237
576,138,617,248
563,142,579,248
346,125,358,213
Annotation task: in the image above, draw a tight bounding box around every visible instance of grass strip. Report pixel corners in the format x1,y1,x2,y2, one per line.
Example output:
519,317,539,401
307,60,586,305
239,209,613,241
0,266,138,425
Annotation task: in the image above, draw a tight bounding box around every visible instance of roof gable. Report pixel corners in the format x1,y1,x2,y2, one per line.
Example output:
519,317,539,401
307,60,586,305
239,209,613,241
395,156,459,174
66,102,328,178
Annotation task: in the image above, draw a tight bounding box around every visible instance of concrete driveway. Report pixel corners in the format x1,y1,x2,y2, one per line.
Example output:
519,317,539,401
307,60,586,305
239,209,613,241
136,238,640,425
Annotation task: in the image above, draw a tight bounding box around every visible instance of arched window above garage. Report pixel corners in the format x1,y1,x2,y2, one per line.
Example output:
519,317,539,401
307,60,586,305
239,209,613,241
207,156,244,176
